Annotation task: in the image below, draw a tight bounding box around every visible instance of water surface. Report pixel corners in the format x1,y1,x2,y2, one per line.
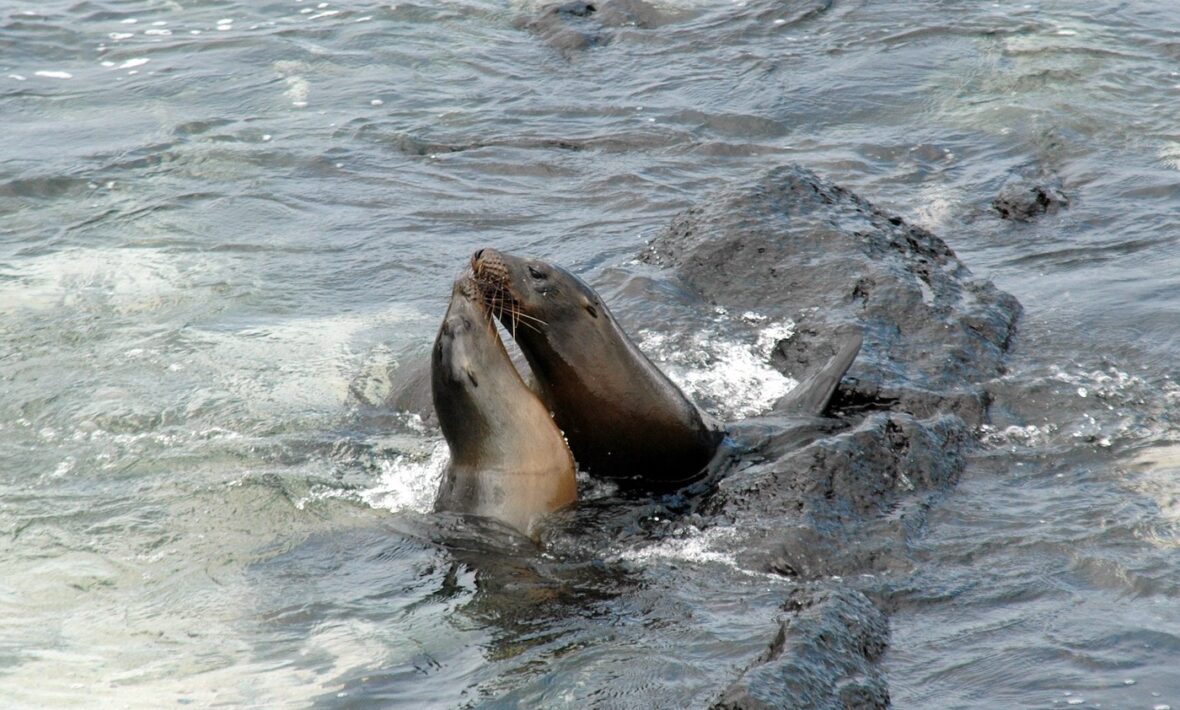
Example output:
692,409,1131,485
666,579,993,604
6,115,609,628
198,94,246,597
2,0,1179,706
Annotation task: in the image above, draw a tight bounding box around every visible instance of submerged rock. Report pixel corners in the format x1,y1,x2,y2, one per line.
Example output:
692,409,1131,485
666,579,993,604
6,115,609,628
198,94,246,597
515,0,678,55
712,588,889,710
993,166,1069,221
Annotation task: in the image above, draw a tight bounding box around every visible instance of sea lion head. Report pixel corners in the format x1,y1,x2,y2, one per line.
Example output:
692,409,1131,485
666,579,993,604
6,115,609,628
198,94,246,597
469,248,608,360
470,247,721,484
431,273,521,465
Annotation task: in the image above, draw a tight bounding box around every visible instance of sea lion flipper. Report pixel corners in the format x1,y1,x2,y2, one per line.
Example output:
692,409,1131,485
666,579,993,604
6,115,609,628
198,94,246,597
773,329,862,417
384,357,437,424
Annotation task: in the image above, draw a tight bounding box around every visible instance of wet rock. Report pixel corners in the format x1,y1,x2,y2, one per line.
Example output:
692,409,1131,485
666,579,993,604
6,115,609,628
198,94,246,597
704,411,966,585
712,587,889,710
993,167,1069,221
710,412,967,521
643,164,1021,428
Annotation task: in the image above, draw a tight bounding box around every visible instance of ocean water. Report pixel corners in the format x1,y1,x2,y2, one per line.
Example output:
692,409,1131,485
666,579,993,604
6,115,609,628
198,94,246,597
2,0,1178,707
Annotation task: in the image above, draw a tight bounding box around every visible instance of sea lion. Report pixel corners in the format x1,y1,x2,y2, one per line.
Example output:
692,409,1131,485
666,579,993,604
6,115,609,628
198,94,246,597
431,273,577,534
471,248,724,486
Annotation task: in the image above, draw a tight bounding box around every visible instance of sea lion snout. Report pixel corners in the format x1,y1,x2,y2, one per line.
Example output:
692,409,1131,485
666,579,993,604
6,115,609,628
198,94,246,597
471,248,512,284
451,273,480,301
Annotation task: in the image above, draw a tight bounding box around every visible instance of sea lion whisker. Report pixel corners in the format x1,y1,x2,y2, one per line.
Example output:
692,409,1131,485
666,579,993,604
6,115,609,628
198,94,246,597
481,303,498,332
481,290,500,318
510,310,547,327
507,304,545,331
504,305,545,335
474,282,545,333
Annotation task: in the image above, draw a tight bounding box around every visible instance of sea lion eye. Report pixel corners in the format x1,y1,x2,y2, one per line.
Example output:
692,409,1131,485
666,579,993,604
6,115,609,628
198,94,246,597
584,303,598,318
528,266,547,280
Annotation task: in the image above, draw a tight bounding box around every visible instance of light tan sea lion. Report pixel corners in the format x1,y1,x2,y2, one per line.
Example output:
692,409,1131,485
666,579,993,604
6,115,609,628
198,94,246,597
432,274,577,534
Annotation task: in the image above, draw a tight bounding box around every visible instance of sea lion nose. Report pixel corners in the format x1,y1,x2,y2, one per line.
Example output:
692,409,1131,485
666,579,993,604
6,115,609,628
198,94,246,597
474,248,484,261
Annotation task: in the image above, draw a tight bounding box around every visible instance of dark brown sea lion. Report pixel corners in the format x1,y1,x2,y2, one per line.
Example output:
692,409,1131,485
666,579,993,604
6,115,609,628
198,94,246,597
471,249,724,486
431,273,577,534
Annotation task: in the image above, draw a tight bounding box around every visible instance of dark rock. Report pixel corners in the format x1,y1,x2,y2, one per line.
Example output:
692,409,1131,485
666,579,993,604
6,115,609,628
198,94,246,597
515,1,600,53
993,168,1069,221
707,411,966,584
710,412,967,521
642,164,1021,427
712,588,889,710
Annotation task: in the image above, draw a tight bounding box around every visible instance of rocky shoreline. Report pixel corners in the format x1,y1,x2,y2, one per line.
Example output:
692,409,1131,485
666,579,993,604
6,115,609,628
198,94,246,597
636,165,1021,708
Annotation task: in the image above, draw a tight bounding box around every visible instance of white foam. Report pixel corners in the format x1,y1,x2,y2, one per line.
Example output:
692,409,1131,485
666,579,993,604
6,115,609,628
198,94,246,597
911,182,961,232
754,319,796,358
638,315,798,419
0,571,396,707
285,76,309,107
0,247,186,316
978,422,1057,448
1050,365,1145,399
619,525,738,565
5,247,424,415
184,304,420,413
34,70,73,79
120,58,150,69
360,441,449,514
293,483,362,511
1129,444,1180,549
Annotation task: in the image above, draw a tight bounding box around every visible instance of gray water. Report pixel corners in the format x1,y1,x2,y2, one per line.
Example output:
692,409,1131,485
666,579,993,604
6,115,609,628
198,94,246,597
2,0,1178,707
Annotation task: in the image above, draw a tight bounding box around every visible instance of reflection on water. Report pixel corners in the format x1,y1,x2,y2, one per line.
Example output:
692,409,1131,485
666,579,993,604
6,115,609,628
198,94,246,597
2,0,1179,706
